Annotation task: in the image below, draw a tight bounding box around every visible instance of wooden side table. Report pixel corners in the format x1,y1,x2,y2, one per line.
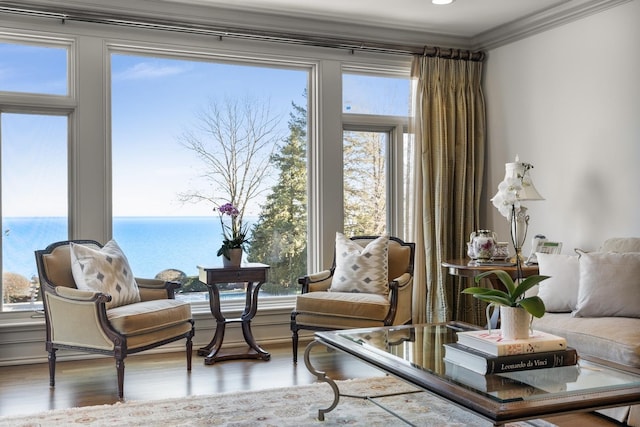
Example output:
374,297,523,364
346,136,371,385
197,263,271,364
441,259,539,325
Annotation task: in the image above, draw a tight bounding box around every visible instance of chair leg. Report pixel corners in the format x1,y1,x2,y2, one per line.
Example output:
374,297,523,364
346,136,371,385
48,348,57,387
292,328,299,364
186,335,193,371
116,358,125,399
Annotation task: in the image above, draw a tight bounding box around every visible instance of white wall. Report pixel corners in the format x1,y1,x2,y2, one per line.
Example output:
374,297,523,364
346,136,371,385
484,0,640,253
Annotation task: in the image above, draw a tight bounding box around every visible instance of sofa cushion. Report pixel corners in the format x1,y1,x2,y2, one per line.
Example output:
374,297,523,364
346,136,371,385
533,313,640,368
295,291,390,321
536,253,579,312
107,299,192,336
330,233,389,295
573,251,640,318
601,237,640,252
70,240,141,309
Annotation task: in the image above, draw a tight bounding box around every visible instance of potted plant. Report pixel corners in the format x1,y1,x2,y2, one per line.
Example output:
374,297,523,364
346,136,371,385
216,202,249,267
462,270,549,339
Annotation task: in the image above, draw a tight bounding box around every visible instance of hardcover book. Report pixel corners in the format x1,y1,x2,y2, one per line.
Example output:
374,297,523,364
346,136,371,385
455,329,567,356
444,361,544,400
443,342,578,375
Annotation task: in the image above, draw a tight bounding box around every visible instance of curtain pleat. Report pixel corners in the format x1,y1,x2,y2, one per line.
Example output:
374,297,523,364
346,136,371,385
409,55,486,324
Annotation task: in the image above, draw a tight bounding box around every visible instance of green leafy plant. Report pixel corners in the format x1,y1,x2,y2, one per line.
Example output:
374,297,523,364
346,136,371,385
461,270,549,318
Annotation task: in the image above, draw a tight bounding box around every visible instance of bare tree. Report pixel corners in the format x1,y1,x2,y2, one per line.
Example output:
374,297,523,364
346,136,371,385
178,95,284,221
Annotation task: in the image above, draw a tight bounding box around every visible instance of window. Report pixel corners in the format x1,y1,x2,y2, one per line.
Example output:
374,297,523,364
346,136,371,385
1,113,68,311
0,42,68,95
342,72,410,236
343,129,387,235
0,38,70,312
111,52,309,300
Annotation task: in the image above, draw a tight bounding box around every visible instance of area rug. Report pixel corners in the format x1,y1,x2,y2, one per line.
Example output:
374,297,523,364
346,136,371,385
0,376,554,427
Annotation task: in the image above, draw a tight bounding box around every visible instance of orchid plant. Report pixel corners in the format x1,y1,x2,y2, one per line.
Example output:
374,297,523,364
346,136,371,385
491,163,530,218
216,202,249,260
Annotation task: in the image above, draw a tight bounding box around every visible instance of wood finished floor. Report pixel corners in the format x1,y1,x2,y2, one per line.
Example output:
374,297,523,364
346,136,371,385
0,342,622,426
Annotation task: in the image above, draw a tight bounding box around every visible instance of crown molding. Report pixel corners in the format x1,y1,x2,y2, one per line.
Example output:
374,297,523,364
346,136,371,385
1,0,631,53
474,0,633,51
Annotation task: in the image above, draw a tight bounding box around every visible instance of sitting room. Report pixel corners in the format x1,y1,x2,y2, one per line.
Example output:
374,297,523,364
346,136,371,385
0,0,638,425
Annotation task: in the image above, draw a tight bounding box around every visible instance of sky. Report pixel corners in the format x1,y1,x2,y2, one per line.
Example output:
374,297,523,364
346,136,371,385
1,42,409,218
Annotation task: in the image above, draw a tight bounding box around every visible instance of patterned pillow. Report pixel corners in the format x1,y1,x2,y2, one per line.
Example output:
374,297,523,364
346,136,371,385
330,233,389,295
70,239,141,309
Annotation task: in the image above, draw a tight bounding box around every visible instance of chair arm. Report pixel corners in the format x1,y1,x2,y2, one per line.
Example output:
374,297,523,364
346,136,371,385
391,272,412,290
297,269,333,293
54,286,112,303
385,273,413,325
136,277,181,300
43,287,118,350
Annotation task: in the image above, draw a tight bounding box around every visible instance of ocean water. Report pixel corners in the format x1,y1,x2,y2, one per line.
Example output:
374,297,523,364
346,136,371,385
2,216,253,280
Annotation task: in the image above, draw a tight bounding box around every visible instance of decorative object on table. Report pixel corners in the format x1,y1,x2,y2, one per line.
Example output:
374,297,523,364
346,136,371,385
216,202,249,268
491,156,544,263
493,241,511,261
461,269,549,339
455,328,567,357
467,229,497,262
443,342,578,375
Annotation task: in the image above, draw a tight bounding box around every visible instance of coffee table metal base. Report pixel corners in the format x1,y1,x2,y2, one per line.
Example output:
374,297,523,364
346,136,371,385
304,341,421,425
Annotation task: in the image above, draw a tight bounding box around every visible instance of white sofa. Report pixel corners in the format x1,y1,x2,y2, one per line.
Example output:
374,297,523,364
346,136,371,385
531,237,640,426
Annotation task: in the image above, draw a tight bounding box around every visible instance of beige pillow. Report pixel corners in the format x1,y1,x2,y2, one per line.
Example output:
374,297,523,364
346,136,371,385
70,239,141,309
536,253,579,312
330,233,389,295
573,251,640,318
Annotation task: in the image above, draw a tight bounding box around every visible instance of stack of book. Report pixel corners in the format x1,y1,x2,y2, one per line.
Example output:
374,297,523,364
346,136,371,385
444,329,578,375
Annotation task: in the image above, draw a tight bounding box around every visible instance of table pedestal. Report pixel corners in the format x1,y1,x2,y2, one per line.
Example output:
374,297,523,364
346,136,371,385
197,264,271,364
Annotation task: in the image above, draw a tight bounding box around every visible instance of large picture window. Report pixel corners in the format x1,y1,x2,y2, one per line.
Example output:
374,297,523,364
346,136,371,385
111,52,309,300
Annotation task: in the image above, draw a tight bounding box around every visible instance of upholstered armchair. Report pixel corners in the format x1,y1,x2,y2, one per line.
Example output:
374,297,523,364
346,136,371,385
290,234,415,363
34,239,195,398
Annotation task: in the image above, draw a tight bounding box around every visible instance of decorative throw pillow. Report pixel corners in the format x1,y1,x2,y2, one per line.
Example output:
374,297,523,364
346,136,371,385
329,233,389,295
70,239,141,309
573,251,640,318
536,253,579,312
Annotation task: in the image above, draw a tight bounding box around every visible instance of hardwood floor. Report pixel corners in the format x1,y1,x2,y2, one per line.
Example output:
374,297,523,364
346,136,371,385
0,342,623,426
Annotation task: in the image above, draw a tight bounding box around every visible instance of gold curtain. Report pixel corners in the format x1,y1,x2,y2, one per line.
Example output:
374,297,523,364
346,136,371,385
408,55,486,324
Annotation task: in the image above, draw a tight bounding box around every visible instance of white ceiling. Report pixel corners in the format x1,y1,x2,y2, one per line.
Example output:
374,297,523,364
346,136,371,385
163,0,572,38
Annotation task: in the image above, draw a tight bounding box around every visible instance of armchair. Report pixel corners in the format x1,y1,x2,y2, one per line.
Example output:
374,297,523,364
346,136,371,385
34,240,195,398
290,235,415,363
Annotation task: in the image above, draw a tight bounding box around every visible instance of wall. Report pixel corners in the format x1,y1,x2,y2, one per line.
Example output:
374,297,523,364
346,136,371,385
483,0,640,253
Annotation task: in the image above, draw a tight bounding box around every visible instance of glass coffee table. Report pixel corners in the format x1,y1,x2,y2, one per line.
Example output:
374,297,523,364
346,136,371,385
304,322,640,426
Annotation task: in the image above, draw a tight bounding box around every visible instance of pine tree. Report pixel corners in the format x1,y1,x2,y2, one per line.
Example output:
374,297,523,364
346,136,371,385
343,130,387,235
248,100,307,294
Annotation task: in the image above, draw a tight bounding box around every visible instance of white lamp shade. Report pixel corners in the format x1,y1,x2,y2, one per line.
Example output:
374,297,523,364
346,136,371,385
503,161,544,201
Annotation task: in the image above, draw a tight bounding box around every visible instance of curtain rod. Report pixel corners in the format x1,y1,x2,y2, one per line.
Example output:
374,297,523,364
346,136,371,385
0,2,485,61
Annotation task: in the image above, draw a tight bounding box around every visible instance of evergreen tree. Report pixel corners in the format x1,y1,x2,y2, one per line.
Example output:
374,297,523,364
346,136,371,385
248,100,307,294
343,130,387,235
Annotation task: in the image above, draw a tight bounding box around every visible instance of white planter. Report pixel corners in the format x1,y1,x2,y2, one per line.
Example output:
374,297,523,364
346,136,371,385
500,306,531,340
222,248,243,268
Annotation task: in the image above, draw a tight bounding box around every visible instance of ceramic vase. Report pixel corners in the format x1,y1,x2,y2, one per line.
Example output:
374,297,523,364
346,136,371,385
222,248,243,268
469,229,497,262
500,306,531,340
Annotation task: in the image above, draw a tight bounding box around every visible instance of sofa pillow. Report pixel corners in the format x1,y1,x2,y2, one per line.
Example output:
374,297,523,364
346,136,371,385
573,251,640,318
330,233,389,295
70,239,141,309
600,237,640,253
536,253,579,312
